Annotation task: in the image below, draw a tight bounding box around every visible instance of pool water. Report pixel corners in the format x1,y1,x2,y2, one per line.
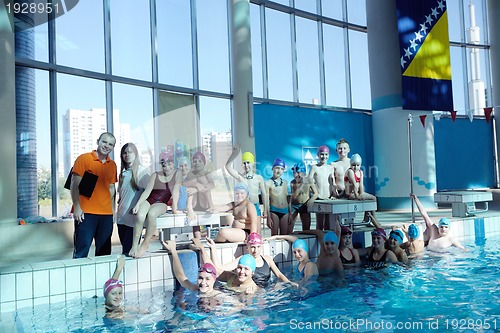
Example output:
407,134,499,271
2,236,500,333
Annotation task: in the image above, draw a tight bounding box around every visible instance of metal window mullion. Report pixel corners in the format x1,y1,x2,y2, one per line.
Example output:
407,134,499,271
344,27,352,108
260,5,269,99
227,0,232,97
317,0,326,106
462,46,469,112
150,0,158,84
290,12,298,103
48,0,59,216
103,0,114,136
191,0,199,91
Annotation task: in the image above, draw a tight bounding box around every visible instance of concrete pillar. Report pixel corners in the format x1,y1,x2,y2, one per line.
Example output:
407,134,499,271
0,4,18,223
367,0,437,209
15,12,38,218
230,0,255,155
488,0,500,186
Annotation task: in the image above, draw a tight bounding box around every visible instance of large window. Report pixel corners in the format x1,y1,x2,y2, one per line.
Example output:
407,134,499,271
157,0,193,88
55,0,104,73
348,30,370,110
110,0,152,80
296,17,321,104
323,24,347,107
265,8,293,101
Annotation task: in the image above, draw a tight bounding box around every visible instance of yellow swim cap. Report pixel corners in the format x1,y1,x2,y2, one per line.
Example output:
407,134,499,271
242,152,255,163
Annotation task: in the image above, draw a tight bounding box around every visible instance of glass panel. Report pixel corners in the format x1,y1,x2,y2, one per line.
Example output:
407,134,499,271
110,0,152,80
348,30,371,109
199,96,232,204
14,12,48,62
57,74,106,217
265,8,293,101
321,0,343,20
196,0,230,93
464,0,487,45
296,17,320,104
157,0,193,88
346,0,366,26
466,47,489,115
112,83,154,172
271,0,290,6
447,0,462,42
250,4,263,98
450,46,466,114
55,0,104,72
295,0,317,14
323,24,347,107
16,68,50,218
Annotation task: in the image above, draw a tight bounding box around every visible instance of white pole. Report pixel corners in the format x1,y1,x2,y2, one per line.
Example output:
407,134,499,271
408,113,415,223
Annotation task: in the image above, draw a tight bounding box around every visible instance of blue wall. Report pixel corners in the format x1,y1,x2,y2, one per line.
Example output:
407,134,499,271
254,104,375,193
254,104,495,194
434,118,495,190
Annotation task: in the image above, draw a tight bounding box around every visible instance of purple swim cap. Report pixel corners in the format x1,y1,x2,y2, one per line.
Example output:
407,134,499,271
192,152,206,164
272,158,286,169
317,145,330,155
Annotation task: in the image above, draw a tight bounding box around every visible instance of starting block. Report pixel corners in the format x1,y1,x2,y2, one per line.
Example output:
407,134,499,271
309,199,377,226
434,191,492,217
156,211,231,243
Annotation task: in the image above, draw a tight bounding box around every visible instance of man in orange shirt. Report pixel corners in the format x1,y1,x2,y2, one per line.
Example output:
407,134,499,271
71,132,118,258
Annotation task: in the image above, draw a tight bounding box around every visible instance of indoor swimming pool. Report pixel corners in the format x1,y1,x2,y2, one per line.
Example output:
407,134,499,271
1,235,499,333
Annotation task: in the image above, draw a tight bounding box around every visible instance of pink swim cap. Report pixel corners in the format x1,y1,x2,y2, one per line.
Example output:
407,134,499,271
317,145,330,155
246,232,263,245
159,151,174,163
192,151,206,164
198,262,217,280
103,278,123,298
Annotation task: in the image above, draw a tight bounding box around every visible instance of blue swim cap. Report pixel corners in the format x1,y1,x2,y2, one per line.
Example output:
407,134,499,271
438,218,451,227
408,224,420,239
292,162,306,174
292,239,309,253
272,158,286,169
323,231,338,245
234,183,249,195
389,230,404,244
238,254,256,272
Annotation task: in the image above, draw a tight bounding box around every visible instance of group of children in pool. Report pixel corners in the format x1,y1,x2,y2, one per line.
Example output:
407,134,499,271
105,138,466,314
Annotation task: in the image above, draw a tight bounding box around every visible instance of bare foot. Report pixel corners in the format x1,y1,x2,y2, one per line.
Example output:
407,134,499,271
187,209,196,221
128,246,138,258
134,243,149,258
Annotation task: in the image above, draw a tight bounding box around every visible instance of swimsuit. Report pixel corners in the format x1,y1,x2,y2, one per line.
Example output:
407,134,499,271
344,170,361,183
146,173,172,205
296,263,305,279
253,255,271,288
292,202,308,214
366,248,388,269
253,203,262,216
340,248,356,264
270,205,288,219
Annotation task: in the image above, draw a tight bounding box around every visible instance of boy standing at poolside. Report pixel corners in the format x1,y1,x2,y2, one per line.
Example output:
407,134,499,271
308,145,334,230
411,194,466,251
290,162,318,231
225,145,269,229
331,138,351,198
266,158,291,235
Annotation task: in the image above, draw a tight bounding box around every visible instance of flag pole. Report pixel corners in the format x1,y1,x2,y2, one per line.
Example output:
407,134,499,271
408,113,415,223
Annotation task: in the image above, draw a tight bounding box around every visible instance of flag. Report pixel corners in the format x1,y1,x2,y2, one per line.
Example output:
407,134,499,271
419,115,427,127
450,110,457,122
484,107,493,123
397,0,453,112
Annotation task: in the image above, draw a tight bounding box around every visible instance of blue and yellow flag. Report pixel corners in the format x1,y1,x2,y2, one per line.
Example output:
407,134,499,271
397,0,453,111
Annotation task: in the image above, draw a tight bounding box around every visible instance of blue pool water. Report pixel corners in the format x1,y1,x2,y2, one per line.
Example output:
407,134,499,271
2,236,500,333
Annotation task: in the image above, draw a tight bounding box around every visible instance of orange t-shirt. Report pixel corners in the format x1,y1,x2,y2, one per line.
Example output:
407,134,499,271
72,151,117,215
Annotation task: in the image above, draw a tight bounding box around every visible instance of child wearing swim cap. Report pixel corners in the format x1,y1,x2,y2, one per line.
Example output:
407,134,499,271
400,223,425,257
410,194,466,251
266,158,291,235
104,256,125,312
292,238,319,282
290,162,318,231
386,229,408,264
225,254,259,293
225,144,269,229
339,226,361,266
297,229,344,277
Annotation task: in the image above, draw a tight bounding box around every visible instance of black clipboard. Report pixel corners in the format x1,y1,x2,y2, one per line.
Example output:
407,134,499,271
64,168,99,198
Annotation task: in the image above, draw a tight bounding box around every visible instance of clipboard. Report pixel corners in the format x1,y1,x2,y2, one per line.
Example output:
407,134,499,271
64,168,99,198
